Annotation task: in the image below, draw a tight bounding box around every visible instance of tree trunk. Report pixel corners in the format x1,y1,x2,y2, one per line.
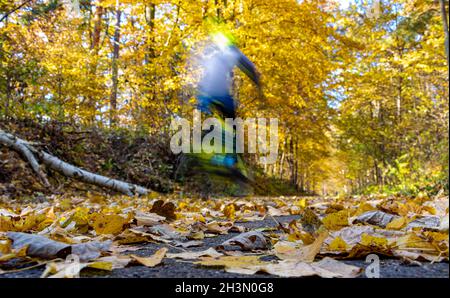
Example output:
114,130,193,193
110,7,122,126
91,4,104,51
86,2,104,123
439,0,449,65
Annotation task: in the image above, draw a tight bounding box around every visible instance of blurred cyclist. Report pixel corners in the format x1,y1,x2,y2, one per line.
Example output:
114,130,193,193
196,31,262,175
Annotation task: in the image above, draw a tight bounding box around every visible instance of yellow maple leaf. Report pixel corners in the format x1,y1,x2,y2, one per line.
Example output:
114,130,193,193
92,214,128,235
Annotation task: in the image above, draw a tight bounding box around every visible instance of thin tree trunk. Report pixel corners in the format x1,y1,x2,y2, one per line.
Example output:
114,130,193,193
91,4,104,51
279,150,285,179
439,0,449,65
86,2,104,123
110,7,122,126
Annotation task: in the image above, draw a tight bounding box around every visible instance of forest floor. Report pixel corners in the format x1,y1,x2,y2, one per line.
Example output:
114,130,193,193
0,214,448,278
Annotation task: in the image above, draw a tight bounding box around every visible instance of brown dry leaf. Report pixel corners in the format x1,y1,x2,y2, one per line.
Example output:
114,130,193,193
274,231,328,262
150,200,176,221
218,231,268,251
115,229,153,244
167,247,222,259
131,247,167,267
205,221,232,234
134,211,165,226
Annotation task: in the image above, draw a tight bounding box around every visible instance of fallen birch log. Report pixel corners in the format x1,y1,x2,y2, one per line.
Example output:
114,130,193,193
0,129,149,196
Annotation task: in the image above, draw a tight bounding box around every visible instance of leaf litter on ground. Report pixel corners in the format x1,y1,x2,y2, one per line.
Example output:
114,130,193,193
0,193,448,277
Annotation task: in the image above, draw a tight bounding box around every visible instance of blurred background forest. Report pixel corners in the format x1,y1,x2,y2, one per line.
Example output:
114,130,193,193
0,0,448,198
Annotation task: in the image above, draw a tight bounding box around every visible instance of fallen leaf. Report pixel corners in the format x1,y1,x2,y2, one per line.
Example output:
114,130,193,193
322,210,349,230
42,259,113,278
173,240,203,248
149,224,186,240
395,233,436,251
267,206,286,216
150,200,176,221
298,207,323,233
0,209,19,218
386,217,407,230
195,255,268,269
205,221,232,234
135,211,165,226
406,216,441,230
71,240,112,261
92,214,128,235
223,204,236,220
7,232,70,259
115,229,154,244
7,232,110,261
313,257,362,278
274,231,328,262
439,214,449,232
328,236,348,251
218,231,268,251
227,257,361,278
167,247,222,259
392,249,447,262
131,247,167,267
353,210,398,228
96,255,132,269
360,233,389,249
